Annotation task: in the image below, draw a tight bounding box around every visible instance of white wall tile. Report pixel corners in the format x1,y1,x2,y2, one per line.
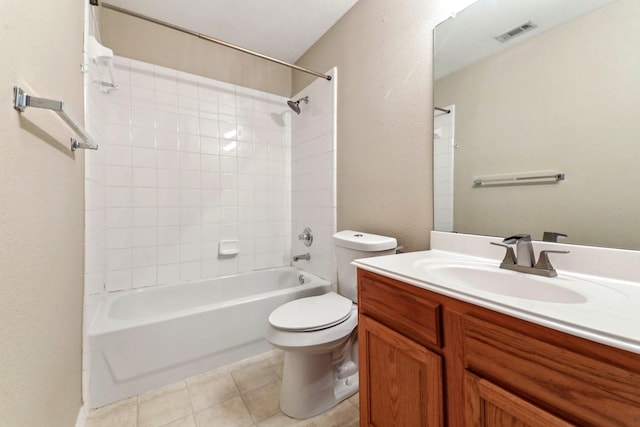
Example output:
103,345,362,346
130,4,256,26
158,263,180,285
158,169,180,188
200,118,220,137
133,266,157,288
107,228,133,249
180,152,201,171
133,247,157,268
131,87,155,109
158,245,180,265
88,56,296,298
158,207,180,226
156,111,178,131
133,207,157,227
180,261,200,282
156,130,179,151
158,226,180,246
201,155,220,172
133,187,157,207
133,227,157,248
131,107,155,129
108,248,132,270
133,168,157,188
132,128,156,148
132,148,157,168
106,207,132,228
107,269,132,292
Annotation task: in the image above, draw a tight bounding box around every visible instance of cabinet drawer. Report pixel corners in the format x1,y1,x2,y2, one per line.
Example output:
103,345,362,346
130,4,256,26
463,315,640,426
358,271,441,348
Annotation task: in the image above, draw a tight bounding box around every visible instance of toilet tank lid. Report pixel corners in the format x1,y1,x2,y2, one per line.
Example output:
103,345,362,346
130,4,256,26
332,230,397,251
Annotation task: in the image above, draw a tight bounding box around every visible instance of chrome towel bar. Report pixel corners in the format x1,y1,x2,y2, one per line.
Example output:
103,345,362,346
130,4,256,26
13,86,98,151
473,170,565,186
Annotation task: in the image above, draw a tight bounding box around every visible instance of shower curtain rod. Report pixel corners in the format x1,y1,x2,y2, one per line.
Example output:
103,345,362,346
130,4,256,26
97,1,332,81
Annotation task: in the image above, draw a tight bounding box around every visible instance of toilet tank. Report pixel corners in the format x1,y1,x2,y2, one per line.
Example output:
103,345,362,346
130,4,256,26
333,230,397,302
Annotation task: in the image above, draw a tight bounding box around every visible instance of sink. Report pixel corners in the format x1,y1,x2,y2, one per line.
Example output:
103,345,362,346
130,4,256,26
413,259,619,304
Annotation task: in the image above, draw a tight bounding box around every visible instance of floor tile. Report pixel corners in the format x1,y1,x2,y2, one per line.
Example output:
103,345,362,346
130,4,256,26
187,369,240,412
86,397,137,427
86,350,359,427
264,350,284,378
242,380,281,423
306,400,359,427
231,359,279,393
138,388,192,427
139,380,187,403
226,352,267,373
348,392,359,409
159,414,197,427
256,412,309,427
193,396,254,427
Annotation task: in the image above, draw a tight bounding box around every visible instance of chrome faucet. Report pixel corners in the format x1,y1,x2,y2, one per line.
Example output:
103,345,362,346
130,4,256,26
293,253,310,262
491,234,569,277
507,234,535,267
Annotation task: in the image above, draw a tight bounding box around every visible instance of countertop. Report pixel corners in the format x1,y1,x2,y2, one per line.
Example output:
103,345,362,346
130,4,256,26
353,249,640,355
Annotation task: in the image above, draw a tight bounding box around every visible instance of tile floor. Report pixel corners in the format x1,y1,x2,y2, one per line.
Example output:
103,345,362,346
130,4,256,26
86,350,360,427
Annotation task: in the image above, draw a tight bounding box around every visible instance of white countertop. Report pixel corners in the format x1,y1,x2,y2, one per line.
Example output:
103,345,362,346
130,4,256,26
353,246,640,355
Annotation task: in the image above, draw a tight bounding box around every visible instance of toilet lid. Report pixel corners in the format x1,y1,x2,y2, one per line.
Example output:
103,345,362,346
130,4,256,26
269,293,353,332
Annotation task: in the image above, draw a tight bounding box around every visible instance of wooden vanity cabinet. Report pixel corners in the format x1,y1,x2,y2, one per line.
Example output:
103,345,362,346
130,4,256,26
357,269,640,427
358,273,444,426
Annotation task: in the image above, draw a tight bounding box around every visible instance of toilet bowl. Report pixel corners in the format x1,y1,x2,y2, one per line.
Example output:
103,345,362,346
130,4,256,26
266,230,397,419
266,293,358,418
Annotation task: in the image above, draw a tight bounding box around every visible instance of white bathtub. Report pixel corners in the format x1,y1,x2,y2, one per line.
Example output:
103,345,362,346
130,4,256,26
88,267,331,408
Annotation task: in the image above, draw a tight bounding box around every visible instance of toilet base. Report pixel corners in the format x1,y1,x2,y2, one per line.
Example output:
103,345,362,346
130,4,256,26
279,351,359,419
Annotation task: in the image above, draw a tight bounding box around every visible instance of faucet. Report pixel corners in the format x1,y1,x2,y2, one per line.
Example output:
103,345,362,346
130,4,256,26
293,253,310,262
491,234,569,277
506,234,535,267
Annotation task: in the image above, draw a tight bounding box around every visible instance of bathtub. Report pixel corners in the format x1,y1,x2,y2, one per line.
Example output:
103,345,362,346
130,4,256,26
88,267,331,408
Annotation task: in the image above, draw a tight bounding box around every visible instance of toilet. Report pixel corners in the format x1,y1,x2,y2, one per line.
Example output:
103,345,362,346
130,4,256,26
266,230,397,419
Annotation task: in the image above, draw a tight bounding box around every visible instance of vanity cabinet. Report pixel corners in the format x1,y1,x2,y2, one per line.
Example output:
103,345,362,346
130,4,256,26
357,269,640,427
464,372,572,427
358,274,444,426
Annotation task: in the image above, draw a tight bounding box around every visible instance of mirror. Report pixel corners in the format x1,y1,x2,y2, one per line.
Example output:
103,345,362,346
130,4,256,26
433,0,640,250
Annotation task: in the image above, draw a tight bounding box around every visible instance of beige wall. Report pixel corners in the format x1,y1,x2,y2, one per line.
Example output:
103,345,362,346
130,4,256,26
293,0,458,251
99,8,292,97
435,0,640,249
0,0,84,425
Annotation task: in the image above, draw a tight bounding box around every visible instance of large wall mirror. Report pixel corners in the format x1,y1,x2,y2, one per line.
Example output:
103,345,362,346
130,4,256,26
433,0,640,250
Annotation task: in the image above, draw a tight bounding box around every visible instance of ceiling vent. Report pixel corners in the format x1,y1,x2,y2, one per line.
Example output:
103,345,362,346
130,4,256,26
494,21,538,43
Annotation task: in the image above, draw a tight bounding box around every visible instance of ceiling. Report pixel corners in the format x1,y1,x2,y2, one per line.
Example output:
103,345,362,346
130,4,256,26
434,0,619,79
102,0,359,63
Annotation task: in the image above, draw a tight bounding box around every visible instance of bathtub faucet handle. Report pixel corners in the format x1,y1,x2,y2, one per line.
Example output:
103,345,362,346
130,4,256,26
298,227,313,247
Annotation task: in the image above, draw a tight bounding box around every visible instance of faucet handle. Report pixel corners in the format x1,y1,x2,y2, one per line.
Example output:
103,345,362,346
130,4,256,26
490,242,517,266
542,232,568,243
298,227,313,247
535,250,570,273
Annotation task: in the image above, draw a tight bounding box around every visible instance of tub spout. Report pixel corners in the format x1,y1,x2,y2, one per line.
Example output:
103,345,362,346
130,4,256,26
293,253,310,261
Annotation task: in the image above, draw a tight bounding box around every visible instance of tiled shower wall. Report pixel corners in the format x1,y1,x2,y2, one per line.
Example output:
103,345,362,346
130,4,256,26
433,105,455,232
290,69,337,284
85,56,293,300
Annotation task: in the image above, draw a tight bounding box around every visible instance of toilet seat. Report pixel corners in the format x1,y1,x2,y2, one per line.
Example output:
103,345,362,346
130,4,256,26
269,293,353,332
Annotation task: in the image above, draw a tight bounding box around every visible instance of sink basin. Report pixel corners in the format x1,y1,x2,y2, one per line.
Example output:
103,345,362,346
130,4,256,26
413,259,618,304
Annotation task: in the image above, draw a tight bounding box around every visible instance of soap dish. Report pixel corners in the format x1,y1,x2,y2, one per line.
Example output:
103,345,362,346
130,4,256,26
219,240,239,256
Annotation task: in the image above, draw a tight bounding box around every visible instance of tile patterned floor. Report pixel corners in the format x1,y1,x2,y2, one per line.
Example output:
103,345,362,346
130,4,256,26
86,350,359,427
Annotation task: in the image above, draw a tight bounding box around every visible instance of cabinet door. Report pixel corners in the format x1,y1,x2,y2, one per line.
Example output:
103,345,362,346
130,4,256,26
359,314,443,427
464,372,575,427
